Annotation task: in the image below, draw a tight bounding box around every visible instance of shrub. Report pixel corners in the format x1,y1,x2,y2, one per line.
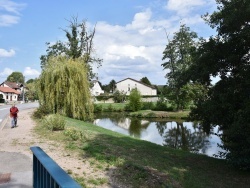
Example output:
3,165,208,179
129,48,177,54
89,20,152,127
128,89,142,112
94,104,103,113
64,128,87,141
43,114,65,131
153,101,168,111
64,128,80,140
113,90,126,103
33,104,51,119
141,102,154,110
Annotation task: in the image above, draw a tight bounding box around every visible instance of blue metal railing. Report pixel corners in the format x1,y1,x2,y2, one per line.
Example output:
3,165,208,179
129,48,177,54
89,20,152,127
30,146,82,188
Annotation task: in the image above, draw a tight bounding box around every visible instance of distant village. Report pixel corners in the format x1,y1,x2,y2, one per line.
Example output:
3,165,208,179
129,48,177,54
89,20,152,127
0,77,163,104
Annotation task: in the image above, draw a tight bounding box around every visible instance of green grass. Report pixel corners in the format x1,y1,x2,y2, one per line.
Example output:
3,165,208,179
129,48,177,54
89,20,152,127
129,110,190,119
96,102,127,110
34,117,250,188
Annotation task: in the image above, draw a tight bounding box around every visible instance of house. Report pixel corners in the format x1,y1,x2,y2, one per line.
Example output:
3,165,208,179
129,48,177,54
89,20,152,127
116,78,157,96
0,87,20,102
90,80,104,96
0,81,25,101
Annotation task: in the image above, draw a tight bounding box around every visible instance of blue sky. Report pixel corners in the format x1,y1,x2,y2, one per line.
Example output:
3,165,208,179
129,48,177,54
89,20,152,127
0,0,217,85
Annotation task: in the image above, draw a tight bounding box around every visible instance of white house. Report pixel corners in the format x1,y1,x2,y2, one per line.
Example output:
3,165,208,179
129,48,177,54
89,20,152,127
0,87,20,102
0,81,25,101
90,80,104,96
116,78,157,96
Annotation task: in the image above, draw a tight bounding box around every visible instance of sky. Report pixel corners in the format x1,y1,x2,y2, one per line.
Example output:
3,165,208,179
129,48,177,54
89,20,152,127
0,0,218,85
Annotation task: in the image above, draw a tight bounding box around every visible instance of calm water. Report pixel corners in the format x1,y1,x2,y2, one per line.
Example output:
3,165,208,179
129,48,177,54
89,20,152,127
93,113,225,158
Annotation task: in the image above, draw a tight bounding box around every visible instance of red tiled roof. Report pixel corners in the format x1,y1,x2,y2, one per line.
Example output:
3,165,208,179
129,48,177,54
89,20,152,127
3,81,21,89
0,87,20,94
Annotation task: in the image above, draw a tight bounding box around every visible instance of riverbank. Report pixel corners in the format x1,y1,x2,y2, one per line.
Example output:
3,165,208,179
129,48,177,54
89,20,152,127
34,115,250,188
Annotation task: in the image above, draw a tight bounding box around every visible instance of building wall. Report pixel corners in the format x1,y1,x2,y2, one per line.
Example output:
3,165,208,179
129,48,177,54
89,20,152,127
0,91,19,102
116,78,157,96
91,82,104,96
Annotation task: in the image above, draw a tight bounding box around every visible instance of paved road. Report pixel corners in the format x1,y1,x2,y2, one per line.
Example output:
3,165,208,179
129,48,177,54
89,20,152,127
0,102,39,130
0,103,38,188
0,151,32,188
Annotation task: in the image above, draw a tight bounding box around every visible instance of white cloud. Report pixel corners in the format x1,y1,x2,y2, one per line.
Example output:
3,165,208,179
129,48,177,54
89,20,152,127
0,0,26,26
0,48,15,57
0,0,26,15
0,14,19,26
23,67,40,77
0,67,13,76
166,0,205,16
92,0,216,85
93,9,178,85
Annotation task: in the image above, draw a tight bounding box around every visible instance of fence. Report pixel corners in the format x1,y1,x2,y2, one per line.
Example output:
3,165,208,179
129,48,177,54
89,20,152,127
30,146,82,188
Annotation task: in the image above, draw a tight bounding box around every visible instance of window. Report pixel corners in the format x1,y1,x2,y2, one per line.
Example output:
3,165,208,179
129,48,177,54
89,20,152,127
128,84,130,91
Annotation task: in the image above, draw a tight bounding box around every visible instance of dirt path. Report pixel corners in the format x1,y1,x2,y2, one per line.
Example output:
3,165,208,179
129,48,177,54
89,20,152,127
0,109,111,188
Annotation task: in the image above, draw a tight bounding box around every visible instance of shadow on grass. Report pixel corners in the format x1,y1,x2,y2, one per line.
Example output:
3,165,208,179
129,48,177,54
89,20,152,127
77,129,250,188
36,117,250,188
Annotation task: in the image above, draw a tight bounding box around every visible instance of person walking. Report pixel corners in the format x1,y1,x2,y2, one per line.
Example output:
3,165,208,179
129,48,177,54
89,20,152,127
10,104,19,128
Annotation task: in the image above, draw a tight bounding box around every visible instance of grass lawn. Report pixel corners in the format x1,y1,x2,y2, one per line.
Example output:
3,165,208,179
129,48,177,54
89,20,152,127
34,116,250,188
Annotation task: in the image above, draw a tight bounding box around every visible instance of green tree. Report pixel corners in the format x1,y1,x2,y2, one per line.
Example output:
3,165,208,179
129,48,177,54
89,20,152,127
40,16,102,80
162,24,199,110
7,72,25,83
186,0,250,169
128,88,142,112
38,56,93,120
25,79,39,101
140,77,151,85
109,79,116,93
26,79,35,84
113,90,126,103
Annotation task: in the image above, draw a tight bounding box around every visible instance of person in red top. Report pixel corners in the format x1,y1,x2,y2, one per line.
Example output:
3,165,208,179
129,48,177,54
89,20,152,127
10,104,19,128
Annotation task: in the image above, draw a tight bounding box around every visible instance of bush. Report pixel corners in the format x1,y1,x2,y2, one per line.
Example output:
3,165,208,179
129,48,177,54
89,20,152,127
94,104,103,113
43,114,65,131
153,101,168,111
64,128,87,141
113,90,126,103
127,89,142,112
33,104,51,119
141,102,154,110
0,99,5,104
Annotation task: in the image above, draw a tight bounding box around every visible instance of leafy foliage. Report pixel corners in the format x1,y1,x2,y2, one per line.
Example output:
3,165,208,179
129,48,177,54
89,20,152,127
187,0,250,169
43,114,66,131
140,77,151,86
162,24,199,110
32,104,51,119
113,90,126,103
25,78,39,101
127,89,142,112
38,56,94,120
7,72,25,83
40,16,102,80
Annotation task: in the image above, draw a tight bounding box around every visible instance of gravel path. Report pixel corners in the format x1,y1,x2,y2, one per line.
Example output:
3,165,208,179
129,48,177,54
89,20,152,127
0,109,111,188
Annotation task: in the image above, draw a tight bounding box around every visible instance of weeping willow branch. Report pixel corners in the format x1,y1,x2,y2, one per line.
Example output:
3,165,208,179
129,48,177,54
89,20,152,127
38,56,94,120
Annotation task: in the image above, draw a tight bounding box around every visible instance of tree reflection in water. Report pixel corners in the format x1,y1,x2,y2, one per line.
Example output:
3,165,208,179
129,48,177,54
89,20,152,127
161,121,210,154
94,113,223,157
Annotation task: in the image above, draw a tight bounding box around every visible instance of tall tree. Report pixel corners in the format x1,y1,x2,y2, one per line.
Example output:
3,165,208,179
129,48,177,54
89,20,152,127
162,24,198,110
38,56,93,120
26,78,39,101
140,77,151,85
109,79,116,93
7,72,25,83
40,16,102,80
186,0,250,169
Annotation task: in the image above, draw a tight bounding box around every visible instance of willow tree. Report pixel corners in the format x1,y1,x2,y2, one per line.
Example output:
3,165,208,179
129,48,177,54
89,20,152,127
40,16,102,81
38,56,93,120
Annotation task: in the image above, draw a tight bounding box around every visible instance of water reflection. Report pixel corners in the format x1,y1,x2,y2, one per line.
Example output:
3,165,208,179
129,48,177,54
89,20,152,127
93,113,224,158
